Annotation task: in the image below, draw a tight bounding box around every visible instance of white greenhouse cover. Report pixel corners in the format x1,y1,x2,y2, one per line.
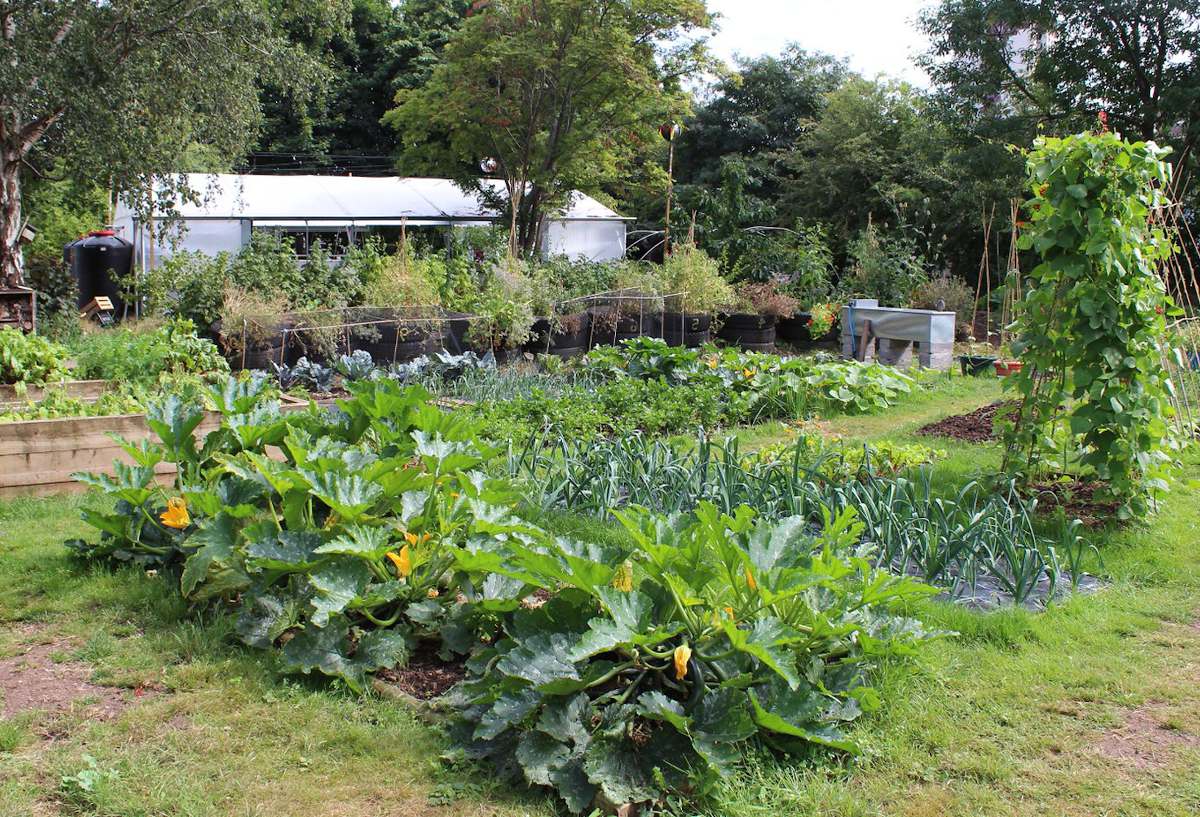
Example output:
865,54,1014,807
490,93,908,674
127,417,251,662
148,174,628,225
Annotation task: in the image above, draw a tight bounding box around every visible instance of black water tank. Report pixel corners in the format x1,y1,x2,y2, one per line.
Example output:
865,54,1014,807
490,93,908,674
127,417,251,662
64,230,134,318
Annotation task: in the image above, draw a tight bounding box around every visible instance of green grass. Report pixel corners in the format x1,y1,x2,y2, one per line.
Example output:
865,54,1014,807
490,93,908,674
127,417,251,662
0,495,549,817
1,372,1198,816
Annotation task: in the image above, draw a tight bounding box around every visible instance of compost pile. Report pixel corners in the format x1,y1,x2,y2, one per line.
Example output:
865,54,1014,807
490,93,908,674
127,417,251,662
919,401,1014,443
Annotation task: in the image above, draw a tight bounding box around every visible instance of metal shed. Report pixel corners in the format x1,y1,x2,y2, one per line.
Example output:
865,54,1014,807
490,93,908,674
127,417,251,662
111,173,631,267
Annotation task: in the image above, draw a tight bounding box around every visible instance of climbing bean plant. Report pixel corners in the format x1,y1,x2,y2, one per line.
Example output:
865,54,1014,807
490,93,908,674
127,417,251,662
1004,129,1182,519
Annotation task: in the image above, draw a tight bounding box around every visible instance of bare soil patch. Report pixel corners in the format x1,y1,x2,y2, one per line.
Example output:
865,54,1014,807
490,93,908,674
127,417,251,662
0,638,127,719
1026,478,1121,527
1094,704,1200,771
917,401,1014,443
376,650,464,701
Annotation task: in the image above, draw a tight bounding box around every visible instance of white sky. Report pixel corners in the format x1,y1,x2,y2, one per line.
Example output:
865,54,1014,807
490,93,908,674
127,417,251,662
702,0,934,85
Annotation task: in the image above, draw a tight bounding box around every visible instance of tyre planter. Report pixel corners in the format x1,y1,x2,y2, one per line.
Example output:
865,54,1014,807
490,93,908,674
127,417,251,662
960,355,998,376
524,311,591,359
215,318,299,371
778,313,838,345
614,312,662,344
994,360,1024,377
661,312,711,347
717,313,776,350
776,314,809,343
347,309,431,365
440,311,472,355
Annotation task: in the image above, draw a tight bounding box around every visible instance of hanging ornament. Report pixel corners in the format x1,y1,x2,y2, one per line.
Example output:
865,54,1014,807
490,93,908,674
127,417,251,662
479,157,499,174
659,122,682,142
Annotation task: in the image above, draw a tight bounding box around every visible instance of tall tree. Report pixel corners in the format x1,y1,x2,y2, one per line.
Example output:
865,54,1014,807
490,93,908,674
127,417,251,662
385,0,709,255
669,48,848,265
1,0,321,291
675,48,849,189
919,0,1200,168
254,0,469,163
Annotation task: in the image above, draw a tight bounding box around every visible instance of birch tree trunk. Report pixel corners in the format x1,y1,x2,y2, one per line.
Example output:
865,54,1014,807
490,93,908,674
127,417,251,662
0,150,25,289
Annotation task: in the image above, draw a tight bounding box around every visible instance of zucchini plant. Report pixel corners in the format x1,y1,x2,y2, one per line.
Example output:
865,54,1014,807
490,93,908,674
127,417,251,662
449,503,938,813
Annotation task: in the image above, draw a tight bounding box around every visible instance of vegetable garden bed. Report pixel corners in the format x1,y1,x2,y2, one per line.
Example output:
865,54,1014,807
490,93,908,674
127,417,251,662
0,379,110,408
0,394,309,497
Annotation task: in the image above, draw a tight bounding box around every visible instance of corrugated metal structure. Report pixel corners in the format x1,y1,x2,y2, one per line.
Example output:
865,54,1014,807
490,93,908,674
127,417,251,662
112,173,630,267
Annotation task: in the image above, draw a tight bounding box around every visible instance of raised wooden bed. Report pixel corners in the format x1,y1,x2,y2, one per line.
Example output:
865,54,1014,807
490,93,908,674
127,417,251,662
0,397,310,498
0,380,110,409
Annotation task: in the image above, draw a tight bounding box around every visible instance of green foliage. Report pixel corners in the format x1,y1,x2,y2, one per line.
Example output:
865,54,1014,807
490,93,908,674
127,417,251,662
745,426,945,482
2,0,326,284
660,243,734,314
0,386,148,423
72,320,229,386
584,338,913,419
531,256,619,303
452,503,937,813
911,274,976,337
19,175,108,340
464,261,537,350
142,252,232,328
68,378,529,691
360,241,444,308
675,47,848,191
918,0,1200,152
473,340,913,443
0,329,71,386
507,428,1085,605
386,0,708,253
1005,130,1183,518
732,223,834,309
844,222,929,307
471,378,740,443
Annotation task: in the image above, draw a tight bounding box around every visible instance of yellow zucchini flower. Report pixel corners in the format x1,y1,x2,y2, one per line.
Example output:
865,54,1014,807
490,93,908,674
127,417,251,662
387,546,412,578
160,497,190,529
611,560,634,592
673,643,691,680
745,567,757,591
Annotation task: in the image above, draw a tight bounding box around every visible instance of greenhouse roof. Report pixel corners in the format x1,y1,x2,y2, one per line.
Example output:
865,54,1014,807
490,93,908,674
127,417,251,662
146,173,628,225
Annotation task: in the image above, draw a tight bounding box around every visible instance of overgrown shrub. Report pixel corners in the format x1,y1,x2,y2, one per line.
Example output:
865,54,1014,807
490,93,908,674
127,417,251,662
360,242,444,308
142,251,231,328
660,243,734,314
467,259,536,350
911,274,976,338
845,222,929,307
729,281,798,318
732,223,833,309
23,257,82,343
